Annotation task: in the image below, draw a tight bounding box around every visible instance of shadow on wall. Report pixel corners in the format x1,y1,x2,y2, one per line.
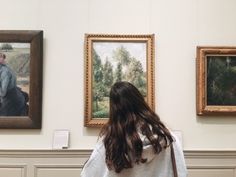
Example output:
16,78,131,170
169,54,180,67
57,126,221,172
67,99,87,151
83,127,101,136
0,129,41,135
196,115,236,125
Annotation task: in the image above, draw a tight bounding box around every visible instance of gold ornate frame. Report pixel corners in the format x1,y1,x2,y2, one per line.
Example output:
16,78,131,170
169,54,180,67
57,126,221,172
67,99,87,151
197,46,236,116
85,34,155,127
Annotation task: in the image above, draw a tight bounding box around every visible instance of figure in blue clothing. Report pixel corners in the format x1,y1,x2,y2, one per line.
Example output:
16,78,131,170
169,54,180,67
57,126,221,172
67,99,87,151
0,52,28,116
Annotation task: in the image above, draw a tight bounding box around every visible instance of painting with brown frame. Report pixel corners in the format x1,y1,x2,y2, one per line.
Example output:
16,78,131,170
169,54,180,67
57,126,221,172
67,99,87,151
85,34,155,127
197,46,236,115
0,30,43,128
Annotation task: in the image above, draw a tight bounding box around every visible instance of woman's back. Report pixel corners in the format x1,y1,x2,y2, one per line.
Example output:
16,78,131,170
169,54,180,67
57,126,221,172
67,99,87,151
81,82,187,177
81,132,187,177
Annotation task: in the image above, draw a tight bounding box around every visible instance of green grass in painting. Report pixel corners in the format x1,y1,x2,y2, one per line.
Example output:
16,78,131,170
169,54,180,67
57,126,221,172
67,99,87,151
93,97,109,118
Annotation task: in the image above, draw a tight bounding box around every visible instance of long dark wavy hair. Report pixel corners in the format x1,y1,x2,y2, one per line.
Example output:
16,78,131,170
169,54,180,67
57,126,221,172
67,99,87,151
100,81,174,173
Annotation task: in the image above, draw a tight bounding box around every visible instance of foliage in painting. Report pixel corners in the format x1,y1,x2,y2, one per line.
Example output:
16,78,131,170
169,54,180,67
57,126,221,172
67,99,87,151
207,56,236,105
92,45,146,118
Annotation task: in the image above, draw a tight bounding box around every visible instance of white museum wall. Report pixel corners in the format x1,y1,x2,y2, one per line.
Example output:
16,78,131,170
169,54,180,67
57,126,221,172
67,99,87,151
0,0,236,150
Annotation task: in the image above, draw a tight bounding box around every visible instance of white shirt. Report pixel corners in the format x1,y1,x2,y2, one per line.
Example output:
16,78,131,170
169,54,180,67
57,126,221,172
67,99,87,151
81,133,187,177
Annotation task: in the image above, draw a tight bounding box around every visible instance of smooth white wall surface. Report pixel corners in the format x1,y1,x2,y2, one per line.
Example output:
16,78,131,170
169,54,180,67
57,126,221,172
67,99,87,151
0,0,236,150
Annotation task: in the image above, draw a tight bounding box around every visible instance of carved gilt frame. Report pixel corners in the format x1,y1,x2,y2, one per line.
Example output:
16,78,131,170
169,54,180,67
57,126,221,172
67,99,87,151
85,34,155,127
197,46,236,115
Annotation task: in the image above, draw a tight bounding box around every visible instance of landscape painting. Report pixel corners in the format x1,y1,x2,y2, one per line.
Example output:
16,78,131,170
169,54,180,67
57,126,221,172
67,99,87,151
197,46,236,116
207,55,236,105
92,42,147,118
85,34,155,127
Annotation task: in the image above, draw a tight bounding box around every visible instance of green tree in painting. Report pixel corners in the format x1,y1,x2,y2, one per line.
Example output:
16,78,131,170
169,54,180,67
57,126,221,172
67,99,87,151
112,46,146,95
126,58,146,96
113,45,132,82
92,48,105,112
1,43,13,51
114,62,122,82
113,45,131,66
207,57,236,105
103,58,113,96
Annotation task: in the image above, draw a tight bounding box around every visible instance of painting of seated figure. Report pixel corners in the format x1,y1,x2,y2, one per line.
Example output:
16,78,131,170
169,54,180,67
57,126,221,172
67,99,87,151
0,43,30,117
0,31,43,129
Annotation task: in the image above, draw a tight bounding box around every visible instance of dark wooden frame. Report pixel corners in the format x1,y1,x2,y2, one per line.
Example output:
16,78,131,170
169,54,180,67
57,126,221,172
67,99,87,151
196,46,236,116
84,34,155,127
0,30,43,128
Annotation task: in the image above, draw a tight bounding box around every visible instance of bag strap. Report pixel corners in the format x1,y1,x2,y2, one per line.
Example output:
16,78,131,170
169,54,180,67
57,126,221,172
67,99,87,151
170,143,178,177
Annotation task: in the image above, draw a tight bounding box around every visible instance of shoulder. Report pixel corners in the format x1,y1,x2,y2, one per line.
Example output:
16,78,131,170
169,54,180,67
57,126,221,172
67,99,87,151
170,131,183,150
0,64,7,71
170,131,187,177
0,65,11,74
84,138,106,166
91,138,105,158
81,138,108,177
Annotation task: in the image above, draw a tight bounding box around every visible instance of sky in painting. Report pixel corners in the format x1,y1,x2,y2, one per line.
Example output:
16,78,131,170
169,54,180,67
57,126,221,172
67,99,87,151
93,42,147,72
0,43,30,48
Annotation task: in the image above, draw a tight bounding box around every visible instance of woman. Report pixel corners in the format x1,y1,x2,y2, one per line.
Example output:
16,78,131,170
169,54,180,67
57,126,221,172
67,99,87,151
0,52,28,116
81,81,187,177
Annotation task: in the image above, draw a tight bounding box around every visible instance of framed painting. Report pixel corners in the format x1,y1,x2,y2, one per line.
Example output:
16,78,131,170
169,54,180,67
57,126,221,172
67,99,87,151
197,46,236,115
85,34,155,127
0,30,43,128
